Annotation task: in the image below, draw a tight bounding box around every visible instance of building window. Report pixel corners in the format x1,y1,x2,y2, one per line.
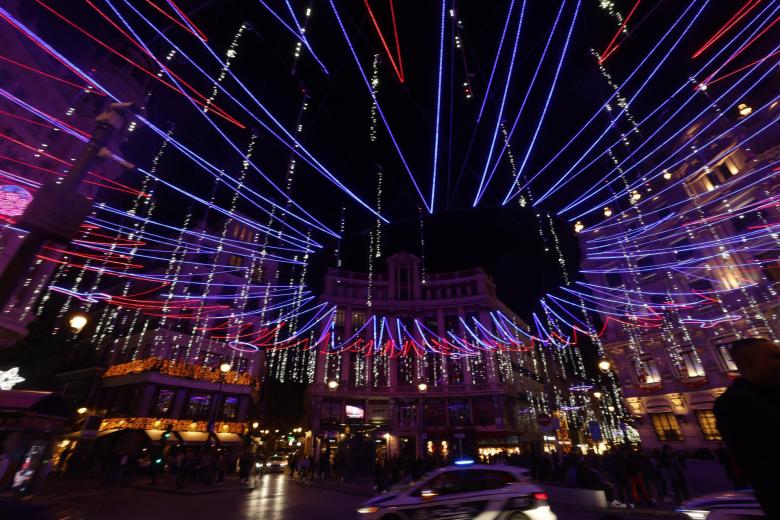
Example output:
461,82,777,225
650,412,683,441
185,393,212,419
715,343,738,372
635,355,662,384
334,309,345,327
695,410,721,441
472,397,495,426
448,400,471,427
153,388,175,416
221,396,240,420
679,347,706,379
320,399,341,429
423,400,447,427
397,400,417,428
352,313,366,332
228,255,244,267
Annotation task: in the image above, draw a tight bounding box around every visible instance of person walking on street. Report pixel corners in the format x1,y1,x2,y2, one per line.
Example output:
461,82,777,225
714,337,780,518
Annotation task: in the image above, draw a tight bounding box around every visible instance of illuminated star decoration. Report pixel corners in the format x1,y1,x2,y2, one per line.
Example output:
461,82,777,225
0,367,24,390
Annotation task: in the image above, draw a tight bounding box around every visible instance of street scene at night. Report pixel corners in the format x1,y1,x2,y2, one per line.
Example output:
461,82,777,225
0,0,777,519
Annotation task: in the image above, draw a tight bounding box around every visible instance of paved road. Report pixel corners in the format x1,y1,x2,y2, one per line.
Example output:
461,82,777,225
32,474,675,520
41,474,364,520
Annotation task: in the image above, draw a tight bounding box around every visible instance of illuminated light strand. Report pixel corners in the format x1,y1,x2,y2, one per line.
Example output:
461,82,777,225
143,0,205,40
0,86,91,138
120,0,379,228
328,0,430,212
41,0,243,127
0,53,101,94
530,0,710,206
543,0,780,213
598,0,641,64
574,98,780,224
362,0,404,82
473,0,526,206
502,0,580,205
476,0,515,122
283,0,329,75
691,0,762,59
431,0,449,211
0,13,324,240
570,69,773,225
481,0,565,204
702,11,780,86
707,48,780,87
163,0,208,41
558,17,780,215
584,159,780,243
256,0,329,74
507,0,704,199
0,8,106,94
586,165,780,252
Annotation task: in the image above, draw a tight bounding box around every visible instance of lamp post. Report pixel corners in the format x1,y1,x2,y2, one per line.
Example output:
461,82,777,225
207,363,232,441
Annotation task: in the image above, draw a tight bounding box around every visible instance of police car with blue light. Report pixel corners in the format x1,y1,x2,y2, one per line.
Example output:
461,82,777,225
356,459,557,520
677,490,765,519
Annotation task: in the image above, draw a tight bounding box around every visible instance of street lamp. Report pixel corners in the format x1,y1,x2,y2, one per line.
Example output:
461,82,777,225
597,359,611,373
252,422,259,429
327,380,339,391
417,383,428,393
68,313,89,334
77,407,88,415
220,362,232,374
592,391,602,399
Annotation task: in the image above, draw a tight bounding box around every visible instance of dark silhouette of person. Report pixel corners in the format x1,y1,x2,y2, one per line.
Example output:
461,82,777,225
714,337,780,518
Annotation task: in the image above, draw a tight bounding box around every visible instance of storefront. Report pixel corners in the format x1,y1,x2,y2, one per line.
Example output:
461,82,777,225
0,391,73,494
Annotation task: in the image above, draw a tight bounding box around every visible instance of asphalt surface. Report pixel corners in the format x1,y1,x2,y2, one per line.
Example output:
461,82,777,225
26,474,678,520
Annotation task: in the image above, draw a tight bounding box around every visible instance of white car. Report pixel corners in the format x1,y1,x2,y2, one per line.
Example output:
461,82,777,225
678,490,765,519
356,461,556,520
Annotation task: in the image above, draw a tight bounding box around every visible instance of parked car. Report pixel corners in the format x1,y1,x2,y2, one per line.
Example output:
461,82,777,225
356,461,556,520
678,490,765,519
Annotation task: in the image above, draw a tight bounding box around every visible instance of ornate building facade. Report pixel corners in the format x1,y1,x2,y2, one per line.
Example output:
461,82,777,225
579,88,780,450
304,252,588,471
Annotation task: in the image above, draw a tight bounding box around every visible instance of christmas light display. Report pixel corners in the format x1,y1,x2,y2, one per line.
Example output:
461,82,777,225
0,1,776,447
0,185,33,217
0,367,24,390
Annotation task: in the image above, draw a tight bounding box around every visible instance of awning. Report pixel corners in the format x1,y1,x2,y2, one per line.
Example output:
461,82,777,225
177,431,209,444
97,429,119,438
215,433,243,445
145,429,166,441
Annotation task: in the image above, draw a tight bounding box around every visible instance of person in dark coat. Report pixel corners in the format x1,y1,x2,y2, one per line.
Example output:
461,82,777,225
713,337,780,518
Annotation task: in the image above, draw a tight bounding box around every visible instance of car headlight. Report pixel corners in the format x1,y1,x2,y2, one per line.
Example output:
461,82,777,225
357,507,379,514
677,510,709,520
